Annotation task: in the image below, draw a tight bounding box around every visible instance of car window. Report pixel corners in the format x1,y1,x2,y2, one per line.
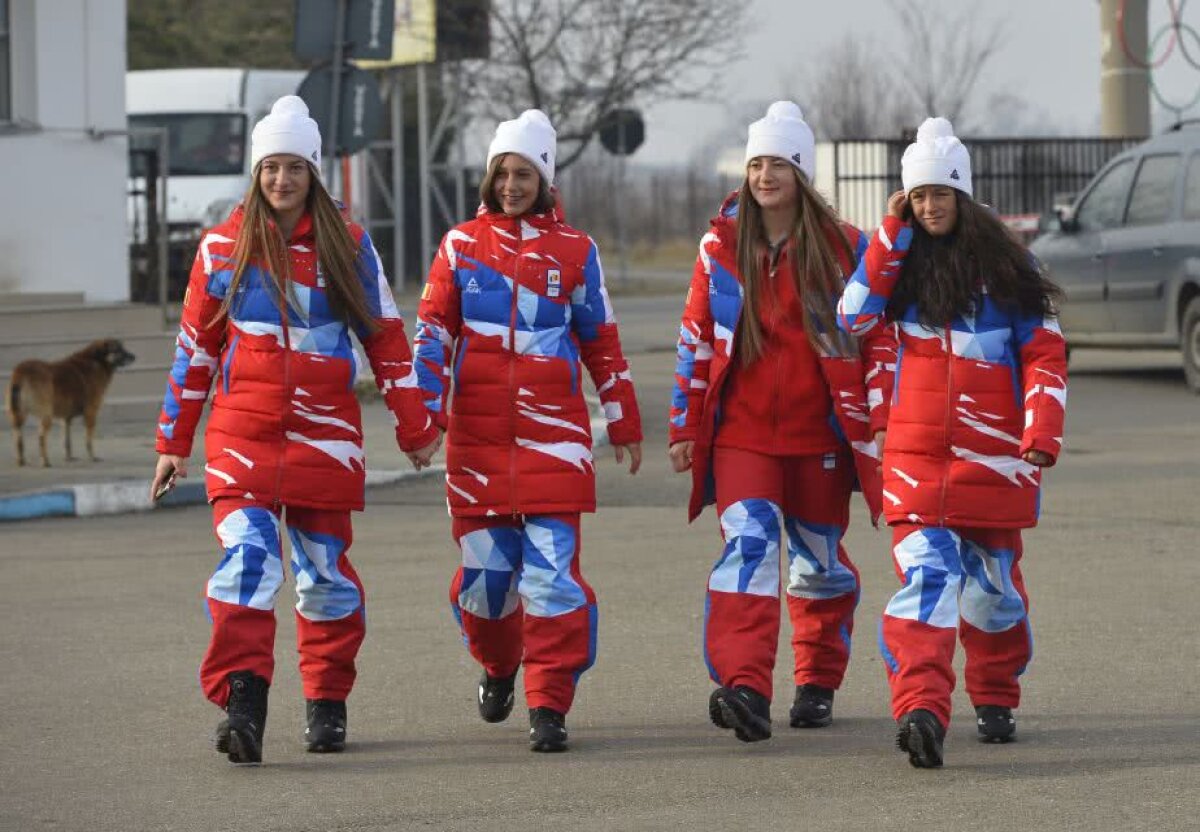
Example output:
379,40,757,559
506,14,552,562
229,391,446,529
1125,154,1180,226
1075,159,1134,232
1185,154,1200,221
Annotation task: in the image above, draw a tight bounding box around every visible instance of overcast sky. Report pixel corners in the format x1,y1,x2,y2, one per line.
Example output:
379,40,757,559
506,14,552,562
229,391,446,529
635,0,1200,165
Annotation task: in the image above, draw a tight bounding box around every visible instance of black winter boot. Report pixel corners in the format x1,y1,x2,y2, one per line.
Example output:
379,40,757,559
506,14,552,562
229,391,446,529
223,671,269,765
789,684,835,728
478,671,517,723
712,686,772,743
305,699,348,753
975,705,1017,743
528,707,568,752
896,709,945,769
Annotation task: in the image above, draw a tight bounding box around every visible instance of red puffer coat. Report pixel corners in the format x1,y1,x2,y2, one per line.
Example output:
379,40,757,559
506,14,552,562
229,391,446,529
669,193,896,523
155,206,437,511
414,201,642,517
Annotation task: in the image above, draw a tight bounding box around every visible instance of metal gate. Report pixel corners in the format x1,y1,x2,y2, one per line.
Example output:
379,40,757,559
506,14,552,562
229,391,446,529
830,137,1141,238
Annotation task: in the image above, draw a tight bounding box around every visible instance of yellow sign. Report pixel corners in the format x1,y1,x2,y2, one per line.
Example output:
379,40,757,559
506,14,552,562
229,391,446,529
356,0,437,68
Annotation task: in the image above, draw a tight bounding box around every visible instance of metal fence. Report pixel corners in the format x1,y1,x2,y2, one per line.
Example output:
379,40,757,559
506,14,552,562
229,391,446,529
830,137,1142,236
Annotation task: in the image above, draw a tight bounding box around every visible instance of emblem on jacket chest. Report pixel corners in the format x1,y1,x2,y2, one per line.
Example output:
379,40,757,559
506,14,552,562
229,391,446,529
547,268,561,297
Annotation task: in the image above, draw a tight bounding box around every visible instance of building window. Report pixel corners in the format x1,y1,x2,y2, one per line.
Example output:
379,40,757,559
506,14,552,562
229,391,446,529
0,0,9,121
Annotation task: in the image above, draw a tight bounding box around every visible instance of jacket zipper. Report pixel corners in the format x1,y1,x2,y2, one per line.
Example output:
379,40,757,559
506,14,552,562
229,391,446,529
273,254,293,509
937,322,953,524
507,219,521,517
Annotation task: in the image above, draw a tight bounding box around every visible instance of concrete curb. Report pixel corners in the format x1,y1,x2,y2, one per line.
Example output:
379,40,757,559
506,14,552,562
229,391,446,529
0,411,611,522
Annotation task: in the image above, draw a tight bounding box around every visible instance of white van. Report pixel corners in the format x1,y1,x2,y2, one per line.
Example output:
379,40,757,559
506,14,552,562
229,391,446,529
126,68,305,273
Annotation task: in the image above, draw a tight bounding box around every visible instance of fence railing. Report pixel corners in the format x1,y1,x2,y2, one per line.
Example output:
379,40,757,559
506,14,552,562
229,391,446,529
830,136,1142,235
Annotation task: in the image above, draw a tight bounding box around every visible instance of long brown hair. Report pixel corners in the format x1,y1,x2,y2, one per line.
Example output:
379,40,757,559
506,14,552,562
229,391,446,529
735,169,856,363
890,191,1063,327
210,163,379,335
479,153,555,215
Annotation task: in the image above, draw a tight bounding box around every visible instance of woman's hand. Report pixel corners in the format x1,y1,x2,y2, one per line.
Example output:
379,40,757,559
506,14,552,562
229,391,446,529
873,430,886,453
668,440,694,473
887,190,908,220
407,432,444,470
150,454,187,502
614,442,642,475
1022,449,1053,467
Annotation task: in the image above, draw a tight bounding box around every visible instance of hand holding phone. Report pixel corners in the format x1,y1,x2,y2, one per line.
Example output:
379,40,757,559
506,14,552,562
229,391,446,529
150,454,186,503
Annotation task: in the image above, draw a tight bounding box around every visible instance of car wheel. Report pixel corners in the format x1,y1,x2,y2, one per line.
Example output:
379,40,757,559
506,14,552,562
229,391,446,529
1183,296,1200,394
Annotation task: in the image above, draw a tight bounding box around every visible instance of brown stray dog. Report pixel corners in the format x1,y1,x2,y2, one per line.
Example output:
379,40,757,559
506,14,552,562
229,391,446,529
6,339,136,467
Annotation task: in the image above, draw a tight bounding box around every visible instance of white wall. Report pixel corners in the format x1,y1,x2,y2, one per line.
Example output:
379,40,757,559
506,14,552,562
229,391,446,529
0,0,128,302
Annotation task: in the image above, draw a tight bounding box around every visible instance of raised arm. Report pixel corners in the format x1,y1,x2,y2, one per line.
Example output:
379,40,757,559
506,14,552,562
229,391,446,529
838,207,912,338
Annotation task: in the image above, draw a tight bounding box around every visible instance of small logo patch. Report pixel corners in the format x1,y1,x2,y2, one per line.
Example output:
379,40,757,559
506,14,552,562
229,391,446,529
823,452,837,470
547,286,560,298
792,152,804,165
547,269,560,285
464,276,481,294
312,151,319,162
950,169,960,180
541,152,549,163
421,283,433,300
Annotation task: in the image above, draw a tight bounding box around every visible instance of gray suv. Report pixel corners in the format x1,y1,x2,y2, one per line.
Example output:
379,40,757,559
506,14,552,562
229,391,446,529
1031,122,1200,392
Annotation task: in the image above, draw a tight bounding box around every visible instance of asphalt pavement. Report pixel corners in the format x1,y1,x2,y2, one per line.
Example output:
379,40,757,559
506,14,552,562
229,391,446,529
1,294,1197,831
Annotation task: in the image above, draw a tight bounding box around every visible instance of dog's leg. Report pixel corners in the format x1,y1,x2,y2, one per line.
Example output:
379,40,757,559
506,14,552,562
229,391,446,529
64,418,76,462
85,411,99,462
12,427,23,467
38,417,52,467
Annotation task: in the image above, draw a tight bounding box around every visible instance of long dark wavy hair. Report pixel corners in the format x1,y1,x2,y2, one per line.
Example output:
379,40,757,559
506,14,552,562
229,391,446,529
890,191,1063,326
735,169,857,362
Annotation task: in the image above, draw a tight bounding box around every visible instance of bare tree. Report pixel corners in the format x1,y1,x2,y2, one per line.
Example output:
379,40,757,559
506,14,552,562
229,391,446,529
465,0,746,171
787,35,911,140
887,0,1006,129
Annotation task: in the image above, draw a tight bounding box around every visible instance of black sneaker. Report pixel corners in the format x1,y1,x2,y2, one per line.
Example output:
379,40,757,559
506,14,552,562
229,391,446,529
975,705,1016,744
478,671,517,723
789,684,834,728
223,671,269,765
214,718,230,753
896,709,945,769
528,707,568,752
305,699,348,753
708,688,730,729
712,686,772,743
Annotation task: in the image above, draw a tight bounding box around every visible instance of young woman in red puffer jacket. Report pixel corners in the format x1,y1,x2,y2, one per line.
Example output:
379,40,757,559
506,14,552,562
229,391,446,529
669,102,895,744
414,109,642,753
150,96,440,765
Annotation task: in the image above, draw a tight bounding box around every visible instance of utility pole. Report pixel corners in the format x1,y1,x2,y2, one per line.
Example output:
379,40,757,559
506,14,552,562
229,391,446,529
1100,0,1151,137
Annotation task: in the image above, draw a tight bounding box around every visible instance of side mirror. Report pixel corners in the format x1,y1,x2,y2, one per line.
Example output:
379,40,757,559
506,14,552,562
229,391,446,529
1054,205,1080,234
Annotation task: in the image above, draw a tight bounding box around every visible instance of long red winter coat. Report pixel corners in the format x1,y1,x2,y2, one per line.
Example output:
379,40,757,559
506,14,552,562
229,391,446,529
155,206,437,511
669,193,896,523
414,201,642,518
837,215,1069,528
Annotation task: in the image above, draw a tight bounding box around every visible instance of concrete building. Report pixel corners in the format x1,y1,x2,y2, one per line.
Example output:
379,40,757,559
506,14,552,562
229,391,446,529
0,0,128,302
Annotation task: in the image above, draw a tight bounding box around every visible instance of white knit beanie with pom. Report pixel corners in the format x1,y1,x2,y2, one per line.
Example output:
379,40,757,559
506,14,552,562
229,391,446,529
745,101,817,182
251,95,323,171
901,117,973,196
486,109,558,184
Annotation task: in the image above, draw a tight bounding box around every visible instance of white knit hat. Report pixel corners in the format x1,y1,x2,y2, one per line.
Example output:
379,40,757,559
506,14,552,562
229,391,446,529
901,117,973,197
486,109,557,184
745,101,816,182
250,95,322,171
